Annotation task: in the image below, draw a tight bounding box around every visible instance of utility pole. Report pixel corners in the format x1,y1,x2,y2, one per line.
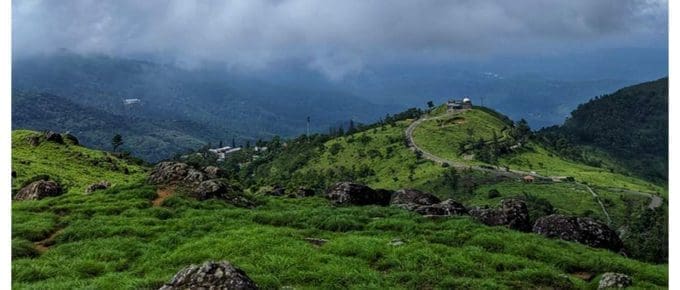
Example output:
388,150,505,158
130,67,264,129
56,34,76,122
306,116,311,142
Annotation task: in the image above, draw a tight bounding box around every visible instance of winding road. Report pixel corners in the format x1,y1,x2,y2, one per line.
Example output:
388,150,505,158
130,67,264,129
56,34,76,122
405,111,664,212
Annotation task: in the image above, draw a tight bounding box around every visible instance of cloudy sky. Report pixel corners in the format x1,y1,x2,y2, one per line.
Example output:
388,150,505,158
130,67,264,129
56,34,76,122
12,0,668,79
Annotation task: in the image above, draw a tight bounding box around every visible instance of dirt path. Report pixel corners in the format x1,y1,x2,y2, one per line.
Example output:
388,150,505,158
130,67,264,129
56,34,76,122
153,186,175,207
582,184,613,225
34,228,64,253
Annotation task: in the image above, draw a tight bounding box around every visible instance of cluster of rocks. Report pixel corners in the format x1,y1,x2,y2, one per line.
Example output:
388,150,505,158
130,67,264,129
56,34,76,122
26,131,80,147
598,272,633,289
148,162,254,207
14,180,63,200
160,261,258,290
323,181,623,252
533,214,623,252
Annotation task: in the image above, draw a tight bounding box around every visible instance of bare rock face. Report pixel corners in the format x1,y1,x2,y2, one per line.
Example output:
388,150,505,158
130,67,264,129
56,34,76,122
44,131,64,144
85,181,111,194
414,199,468,216
14,180,63,200
148,162,207,185
598,272,632,289
159,261,258,290
391,189,441,209
469,199,531,232
533,214,623,252
203,166,225,179
192,179,254,207
325,182,392,206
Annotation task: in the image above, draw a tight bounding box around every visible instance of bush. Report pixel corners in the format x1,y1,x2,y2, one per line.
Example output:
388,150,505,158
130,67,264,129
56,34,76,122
487,189,501,199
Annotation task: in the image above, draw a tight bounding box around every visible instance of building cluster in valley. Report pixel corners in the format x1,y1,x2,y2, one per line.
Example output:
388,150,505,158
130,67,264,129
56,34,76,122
208,145,267,162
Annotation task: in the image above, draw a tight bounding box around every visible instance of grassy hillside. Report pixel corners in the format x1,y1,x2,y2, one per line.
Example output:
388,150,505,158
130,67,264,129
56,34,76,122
412,107,665,196
11,130,668,289
11,130,147,194
539,77,668,183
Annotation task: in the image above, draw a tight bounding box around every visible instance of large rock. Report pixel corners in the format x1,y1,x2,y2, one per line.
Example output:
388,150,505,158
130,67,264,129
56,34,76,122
192,179,254,207
414,199,468,216
325,182,392,206
532,214,623,252
14,180,63,200
44,131,64,144
391,189,440,209
85,181,111,194
598,272,633,289
159,261,258,290
469,199,531,232
148,162,207,185
203,166,225,179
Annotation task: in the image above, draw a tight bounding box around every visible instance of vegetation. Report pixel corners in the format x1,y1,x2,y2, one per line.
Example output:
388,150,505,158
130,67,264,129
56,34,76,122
538,77,668,183
11,132,668,288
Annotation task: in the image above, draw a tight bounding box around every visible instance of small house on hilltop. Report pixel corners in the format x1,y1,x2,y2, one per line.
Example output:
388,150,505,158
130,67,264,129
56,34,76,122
447,97,472,112
522,175,535,183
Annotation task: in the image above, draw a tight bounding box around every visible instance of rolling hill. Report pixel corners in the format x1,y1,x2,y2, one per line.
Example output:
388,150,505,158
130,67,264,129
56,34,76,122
11,129,668,289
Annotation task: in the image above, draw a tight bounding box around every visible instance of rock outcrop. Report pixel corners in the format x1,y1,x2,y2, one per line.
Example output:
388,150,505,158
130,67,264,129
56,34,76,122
159,261,258,290
469,199,531,232
532,214,623,252
191,179,253,207
325,182,392,206
203,166,225,179
14,180,63,200
414,199,468,216
598,272,632,289
391,189,440,209
44,131,64,144
85,181,111,194
148,162,207,185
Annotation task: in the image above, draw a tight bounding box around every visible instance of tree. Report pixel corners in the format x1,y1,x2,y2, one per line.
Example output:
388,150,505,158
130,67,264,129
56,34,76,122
111,134,123,152
427,101,435,109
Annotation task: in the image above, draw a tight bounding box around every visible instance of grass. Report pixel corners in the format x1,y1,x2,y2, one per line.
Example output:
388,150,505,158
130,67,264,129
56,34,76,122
12,190,668,289
11,130,147,194
11,129,668,289
411,109,666,196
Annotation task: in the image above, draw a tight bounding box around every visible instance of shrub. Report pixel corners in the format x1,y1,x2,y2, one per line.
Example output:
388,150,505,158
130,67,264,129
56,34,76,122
487,189,501,199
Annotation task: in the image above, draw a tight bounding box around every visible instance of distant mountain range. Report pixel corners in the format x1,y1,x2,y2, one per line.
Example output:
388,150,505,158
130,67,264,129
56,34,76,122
12,49,667,161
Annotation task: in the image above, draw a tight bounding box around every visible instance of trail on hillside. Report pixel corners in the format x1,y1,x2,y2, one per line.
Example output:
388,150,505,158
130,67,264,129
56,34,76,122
34,228,64,253
153,186,175,207
582,184,613,225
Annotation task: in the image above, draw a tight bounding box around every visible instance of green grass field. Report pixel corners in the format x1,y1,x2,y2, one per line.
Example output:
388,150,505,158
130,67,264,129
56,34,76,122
11,128,668,289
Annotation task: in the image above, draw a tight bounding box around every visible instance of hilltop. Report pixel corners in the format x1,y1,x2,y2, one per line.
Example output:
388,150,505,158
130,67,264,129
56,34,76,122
11,123,668,289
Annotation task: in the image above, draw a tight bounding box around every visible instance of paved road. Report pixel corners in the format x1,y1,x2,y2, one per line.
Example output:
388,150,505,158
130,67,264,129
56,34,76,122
405,112,533,179
405,112,664,211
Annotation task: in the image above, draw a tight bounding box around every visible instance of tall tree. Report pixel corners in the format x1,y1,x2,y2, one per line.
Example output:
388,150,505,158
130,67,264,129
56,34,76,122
111,134,123,152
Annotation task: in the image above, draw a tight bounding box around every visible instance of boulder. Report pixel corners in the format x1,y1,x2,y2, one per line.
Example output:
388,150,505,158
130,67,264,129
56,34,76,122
532,214,623,252
148,162,207,185
44,131,64,144
391,189,440,208
62,133,79,145
414,199,467,216
85,181,111,194
203,166,225,179
192,179,254,207
159,261,258,290
14,180,63,200
27,136,41,146
325,182,391,206
598,272,632,289
469,199,531,232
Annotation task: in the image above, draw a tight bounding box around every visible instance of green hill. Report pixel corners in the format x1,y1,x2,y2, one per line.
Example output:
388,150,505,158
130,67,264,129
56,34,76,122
538,77,668,183
11,129,668,288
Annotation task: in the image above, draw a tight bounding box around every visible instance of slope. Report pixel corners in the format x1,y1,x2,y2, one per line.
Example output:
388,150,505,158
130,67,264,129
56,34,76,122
11,130,668,289
538,77,668,183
